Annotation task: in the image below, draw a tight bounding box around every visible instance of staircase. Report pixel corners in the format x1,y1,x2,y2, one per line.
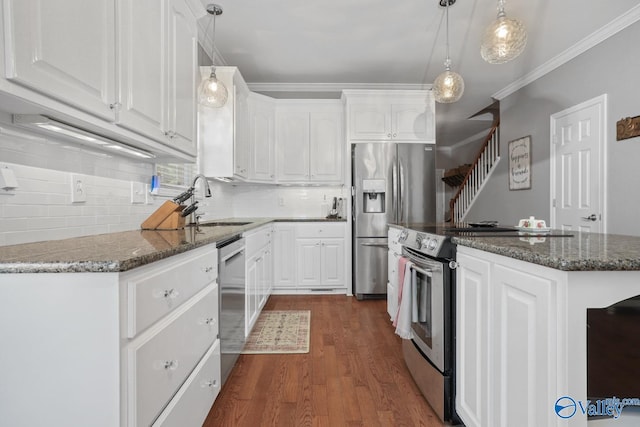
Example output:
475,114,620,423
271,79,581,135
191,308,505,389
449,122,501,224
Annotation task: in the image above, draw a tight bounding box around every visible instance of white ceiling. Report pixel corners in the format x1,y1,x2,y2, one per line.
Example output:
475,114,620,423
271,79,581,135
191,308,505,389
198,0,640,146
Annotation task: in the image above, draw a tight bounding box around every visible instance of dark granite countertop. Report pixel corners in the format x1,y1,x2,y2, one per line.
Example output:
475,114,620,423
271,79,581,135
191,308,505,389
453,231,640,271
0,217,346,274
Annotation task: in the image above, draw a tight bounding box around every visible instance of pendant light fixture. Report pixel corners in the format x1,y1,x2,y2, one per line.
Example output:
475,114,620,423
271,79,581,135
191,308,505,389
198,4,228,108
433,0,464,104
480,0,527,64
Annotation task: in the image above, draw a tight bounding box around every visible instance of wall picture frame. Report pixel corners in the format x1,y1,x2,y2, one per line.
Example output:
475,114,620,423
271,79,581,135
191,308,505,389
508,136,531,190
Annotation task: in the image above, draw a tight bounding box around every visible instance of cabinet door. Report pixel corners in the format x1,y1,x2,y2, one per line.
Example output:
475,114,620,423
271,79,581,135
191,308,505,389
245,254,258,336
348,104,391,141
456,252,491,427
391,103,431,141
387,249,400,319
3,0,116,120
276,111,310,181
117,0,164,141
295,239,322,288
234,79,250,179
249,97,275,181
309,111,343,183
273,224,296,289
165,0,197,155
320,238,344,287
491,264,556,427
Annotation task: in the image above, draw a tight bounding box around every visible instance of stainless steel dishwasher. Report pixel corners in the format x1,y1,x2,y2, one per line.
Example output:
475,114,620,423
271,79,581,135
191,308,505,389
216,235,246,386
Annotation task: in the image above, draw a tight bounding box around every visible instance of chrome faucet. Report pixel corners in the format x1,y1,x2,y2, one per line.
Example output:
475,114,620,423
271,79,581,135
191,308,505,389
189,174,212,232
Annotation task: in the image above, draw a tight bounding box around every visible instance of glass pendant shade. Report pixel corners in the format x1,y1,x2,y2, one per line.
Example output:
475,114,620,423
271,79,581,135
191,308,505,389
480,3,527,64
433,68,465,103
198,68,228,108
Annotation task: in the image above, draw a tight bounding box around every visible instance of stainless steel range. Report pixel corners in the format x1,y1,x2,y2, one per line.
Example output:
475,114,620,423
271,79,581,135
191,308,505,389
396,225,460,423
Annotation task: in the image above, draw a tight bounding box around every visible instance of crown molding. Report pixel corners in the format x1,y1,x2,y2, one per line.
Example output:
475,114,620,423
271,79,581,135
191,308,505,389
492,4,640,100
248,82,432,93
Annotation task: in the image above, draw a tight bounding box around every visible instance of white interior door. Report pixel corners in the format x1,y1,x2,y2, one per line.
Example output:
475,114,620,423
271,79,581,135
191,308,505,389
550,95,606,233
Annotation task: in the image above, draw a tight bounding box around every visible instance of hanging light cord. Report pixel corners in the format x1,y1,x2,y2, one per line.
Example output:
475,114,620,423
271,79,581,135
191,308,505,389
444,0,451,70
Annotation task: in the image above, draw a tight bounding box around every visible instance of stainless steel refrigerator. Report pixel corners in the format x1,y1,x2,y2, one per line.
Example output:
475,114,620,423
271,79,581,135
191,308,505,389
352,142,436,299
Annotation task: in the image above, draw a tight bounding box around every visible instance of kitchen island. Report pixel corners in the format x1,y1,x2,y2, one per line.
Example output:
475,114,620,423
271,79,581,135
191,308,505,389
452,231,640,427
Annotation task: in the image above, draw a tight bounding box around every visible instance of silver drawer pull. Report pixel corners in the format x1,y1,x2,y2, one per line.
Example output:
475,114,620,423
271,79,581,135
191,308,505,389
163,289,179,299
202,379,218,389
205,317,216,325
203,266,214,273
164,360,179,370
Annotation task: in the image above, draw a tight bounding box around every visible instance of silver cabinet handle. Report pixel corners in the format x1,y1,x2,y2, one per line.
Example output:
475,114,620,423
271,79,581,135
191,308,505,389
581,214,597,221
203,266,214,273
205,317,216,325
164,360,179,370
163,289,179,299
202,379,218,389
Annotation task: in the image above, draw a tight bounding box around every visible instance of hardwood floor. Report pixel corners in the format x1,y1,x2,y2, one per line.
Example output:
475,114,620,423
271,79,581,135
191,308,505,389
204,295,446,427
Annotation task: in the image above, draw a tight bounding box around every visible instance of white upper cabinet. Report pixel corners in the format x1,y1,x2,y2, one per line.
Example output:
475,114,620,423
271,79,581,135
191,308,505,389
309,111,343,183
276,101,344,184
164,0,198,154
248,93,276,182
3,0,117,120
343,90,435,143
118,0,197,155
276,110,310,182
2,0,199,158
198,66,250,179
117,0,163,138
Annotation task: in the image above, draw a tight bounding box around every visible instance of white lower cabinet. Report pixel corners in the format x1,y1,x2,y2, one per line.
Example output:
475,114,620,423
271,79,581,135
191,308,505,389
273,222,347,294
273,223,297,289
152,340,221,427
387,227,402,319
244,224,274,336
456,246,560,427
0,244,220,427
126,285,218,427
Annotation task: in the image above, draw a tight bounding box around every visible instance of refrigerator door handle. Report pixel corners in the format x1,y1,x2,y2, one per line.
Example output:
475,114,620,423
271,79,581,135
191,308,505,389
391,163,398,222
399,160,405,223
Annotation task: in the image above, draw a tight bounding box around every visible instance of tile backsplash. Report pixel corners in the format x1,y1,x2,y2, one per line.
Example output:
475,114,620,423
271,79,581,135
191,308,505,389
0,125,346,246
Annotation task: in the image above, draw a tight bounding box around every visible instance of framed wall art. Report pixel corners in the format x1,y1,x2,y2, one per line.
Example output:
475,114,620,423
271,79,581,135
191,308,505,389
508,136,531,190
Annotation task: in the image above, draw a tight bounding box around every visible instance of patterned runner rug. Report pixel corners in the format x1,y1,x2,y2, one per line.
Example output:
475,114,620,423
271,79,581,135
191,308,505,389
242,310,310,354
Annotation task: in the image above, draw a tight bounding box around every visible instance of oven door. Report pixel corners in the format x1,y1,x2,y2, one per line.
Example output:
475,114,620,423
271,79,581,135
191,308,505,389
402,247,445,373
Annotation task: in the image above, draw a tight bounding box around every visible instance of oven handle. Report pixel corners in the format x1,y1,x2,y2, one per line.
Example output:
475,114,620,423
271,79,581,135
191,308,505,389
410,264,433,277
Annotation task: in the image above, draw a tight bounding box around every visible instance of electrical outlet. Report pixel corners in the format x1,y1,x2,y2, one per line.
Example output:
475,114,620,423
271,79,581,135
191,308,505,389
130,182,145,204
70,174,86,203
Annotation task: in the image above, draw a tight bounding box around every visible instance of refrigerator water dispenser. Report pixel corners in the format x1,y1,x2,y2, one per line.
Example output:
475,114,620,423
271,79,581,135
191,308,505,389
362,179,385,213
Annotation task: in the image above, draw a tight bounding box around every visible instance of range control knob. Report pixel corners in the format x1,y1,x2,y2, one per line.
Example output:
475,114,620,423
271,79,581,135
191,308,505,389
427,238,439,251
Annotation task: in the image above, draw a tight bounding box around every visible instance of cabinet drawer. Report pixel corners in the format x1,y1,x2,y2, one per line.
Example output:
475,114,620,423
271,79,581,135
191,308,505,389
152,340,221,427
244,225,272,258
296,223,344,238
123,245,217,337
127,285,218,427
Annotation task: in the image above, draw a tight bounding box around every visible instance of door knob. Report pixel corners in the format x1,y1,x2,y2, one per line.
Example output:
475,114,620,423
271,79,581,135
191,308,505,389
581,214,597,221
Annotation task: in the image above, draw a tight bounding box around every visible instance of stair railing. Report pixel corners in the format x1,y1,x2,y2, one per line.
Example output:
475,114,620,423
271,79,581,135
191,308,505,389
449,121,501,224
